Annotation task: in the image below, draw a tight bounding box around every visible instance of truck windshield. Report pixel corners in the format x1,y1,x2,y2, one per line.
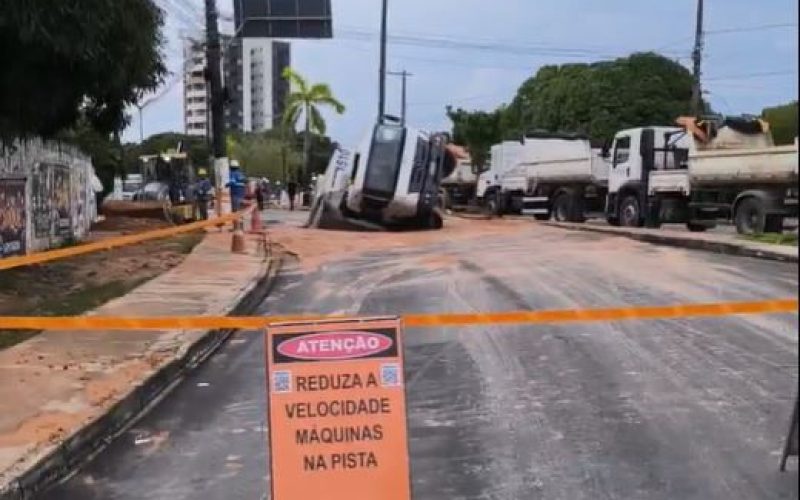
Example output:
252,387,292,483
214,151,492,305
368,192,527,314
364,124,405,195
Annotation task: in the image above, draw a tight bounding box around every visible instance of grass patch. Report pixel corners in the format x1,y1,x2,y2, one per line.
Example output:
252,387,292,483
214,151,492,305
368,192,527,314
741,233,798,246
0,277,153,350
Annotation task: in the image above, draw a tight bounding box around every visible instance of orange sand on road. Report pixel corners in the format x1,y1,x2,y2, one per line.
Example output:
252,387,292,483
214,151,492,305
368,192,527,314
268,216,527,271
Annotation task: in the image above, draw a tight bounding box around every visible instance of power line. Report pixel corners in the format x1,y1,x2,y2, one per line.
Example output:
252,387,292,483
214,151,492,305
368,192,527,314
706,70,797,81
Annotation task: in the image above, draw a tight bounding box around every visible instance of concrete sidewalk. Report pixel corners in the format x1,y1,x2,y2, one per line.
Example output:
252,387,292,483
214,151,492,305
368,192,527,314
0,230,276,499
544,221,798,263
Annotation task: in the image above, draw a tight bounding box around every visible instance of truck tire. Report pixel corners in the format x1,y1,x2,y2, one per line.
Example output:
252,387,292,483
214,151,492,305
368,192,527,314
552,194,571,222
439,189,452,210
686,222,709,232
619,195,643,227
735,197,766,235
486,190,504,217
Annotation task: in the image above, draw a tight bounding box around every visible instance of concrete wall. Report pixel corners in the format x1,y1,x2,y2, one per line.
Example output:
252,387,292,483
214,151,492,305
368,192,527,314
0,139,97,258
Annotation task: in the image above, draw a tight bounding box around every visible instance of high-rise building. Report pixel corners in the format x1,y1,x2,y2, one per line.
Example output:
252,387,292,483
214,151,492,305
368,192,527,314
182,36,291,137
182,38,210,137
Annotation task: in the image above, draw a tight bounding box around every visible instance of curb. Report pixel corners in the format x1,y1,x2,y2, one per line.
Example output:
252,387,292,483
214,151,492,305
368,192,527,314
0,255,283,500
544,222,798,264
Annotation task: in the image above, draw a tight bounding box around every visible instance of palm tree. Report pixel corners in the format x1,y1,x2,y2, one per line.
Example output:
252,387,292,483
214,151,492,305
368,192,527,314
282,67,345,183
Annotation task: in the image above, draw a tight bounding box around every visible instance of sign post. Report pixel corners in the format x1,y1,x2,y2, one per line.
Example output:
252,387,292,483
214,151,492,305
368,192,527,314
266,317,411,500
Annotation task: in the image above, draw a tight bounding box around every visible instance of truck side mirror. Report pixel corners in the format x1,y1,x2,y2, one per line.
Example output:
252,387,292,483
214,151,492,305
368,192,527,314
640,128,655,172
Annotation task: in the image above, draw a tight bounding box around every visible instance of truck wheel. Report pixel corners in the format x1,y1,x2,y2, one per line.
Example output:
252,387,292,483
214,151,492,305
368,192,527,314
686,222,709,232
735,197,766,235
552,194,570,222
439,190,452,210
486,190,504,217
619,195,643,227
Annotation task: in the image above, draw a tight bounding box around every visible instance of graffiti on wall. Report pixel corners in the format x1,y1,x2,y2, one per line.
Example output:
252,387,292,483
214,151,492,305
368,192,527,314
31,163,73,238
0,178,26,257
53,165,71,237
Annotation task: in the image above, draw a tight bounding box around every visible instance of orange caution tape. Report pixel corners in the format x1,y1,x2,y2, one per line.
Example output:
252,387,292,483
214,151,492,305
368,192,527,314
0,299,795,331
0,206,254,272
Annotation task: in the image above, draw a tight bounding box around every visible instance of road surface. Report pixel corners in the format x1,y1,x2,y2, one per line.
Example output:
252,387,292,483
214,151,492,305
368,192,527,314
44,210,798,499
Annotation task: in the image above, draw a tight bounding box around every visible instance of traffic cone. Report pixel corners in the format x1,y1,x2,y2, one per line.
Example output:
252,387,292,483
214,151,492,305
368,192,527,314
231,220,246,254
249,205,263,233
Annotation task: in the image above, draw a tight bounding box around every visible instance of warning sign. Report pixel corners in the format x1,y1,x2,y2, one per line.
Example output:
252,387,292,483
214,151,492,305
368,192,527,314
266,317,411,500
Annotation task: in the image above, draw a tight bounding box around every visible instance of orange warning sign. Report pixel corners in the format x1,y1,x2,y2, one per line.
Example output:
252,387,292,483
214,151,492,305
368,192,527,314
266,317,411,500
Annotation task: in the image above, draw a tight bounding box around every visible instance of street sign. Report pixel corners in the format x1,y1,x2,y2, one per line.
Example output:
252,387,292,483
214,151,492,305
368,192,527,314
266,317,411,500
233,0,333,39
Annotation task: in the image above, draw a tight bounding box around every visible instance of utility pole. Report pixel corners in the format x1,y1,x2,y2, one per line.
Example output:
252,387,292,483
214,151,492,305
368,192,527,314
378,0,388,123
691,0,705,116
205,0,229,214
387,70,412,126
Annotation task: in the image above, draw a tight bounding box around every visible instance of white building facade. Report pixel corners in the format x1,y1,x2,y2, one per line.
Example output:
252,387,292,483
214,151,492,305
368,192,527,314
183,36,290,137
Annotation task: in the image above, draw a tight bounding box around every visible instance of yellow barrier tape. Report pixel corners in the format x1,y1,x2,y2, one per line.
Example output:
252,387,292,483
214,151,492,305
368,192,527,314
0,206,254,272
0,299,795,331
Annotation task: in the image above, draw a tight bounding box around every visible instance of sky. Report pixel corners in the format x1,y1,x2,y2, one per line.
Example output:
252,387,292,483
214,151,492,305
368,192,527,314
125,0,799,146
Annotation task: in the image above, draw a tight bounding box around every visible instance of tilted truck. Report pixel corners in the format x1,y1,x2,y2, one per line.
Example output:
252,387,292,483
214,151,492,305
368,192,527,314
308,121,456,230
479,117,798,234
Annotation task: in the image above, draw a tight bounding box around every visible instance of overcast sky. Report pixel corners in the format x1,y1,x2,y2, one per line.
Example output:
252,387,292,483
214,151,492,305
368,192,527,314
126,0,798,146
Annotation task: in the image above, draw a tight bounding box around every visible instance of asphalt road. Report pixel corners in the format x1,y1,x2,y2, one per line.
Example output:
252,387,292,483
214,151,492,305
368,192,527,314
44,211,798,499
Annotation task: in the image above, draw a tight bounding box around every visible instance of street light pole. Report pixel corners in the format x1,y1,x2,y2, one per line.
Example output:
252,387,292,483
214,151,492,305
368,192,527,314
388,70,412,126
137,105,144,143
378,0,388,123
691,0,705,116
205,0,226,159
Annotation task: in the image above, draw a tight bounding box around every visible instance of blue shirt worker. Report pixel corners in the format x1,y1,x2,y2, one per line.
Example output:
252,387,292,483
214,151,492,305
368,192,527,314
226,160,247,212
194,169,213,220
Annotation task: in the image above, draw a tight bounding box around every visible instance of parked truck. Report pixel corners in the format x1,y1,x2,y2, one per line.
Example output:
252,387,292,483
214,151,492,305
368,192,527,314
479,117,798,234
477,132,608,221
439,144,476,209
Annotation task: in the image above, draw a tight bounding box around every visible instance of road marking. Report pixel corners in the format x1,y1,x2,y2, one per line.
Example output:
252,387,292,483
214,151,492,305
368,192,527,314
0,206,254,271
0,298,794,330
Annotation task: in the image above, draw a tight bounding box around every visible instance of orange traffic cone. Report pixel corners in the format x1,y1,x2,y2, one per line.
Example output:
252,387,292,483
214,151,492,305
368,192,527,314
249,205,263,233
231,220,246,254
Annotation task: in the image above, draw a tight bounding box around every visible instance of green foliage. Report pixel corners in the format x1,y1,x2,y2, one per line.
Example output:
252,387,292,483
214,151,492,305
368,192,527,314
448,52,699,149
127,132,211,170
0,0,167,140
282,68,345,182
228,131,302,182
504,52,696,142
762,101,798,145
446,107,504,169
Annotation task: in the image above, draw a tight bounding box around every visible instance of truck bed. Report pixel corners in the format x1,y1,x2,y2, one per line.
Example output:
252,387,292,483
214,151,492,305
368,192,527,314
689,143,798,185
521,152,609,184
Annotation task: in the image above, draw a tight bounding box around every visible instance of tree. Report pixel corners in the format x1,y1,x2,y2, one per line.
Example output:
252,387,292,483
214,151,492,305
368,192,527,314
445,107,504,170
227,132,302,182
503,52,698,142
0,0,167,140
762,101,798,145
282,68,345,183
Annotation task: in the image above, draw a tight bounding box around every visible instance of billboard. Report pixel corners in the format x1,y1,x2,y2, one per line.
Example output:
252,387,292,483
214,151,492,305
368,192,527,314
0,178,27,258
234,0,333,39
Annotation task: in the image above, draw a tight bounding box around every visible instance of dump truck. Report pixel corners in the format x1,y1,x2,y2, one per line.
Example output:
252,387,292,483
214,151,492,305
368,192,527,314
478,132,608,221
439,145,476,209
482,117,798,234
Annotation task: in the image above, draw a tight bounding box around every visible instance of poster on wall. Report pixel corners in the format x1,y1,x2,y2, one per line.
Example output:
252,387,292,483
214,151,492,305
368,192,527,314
0,178,27,258
52,165,72,237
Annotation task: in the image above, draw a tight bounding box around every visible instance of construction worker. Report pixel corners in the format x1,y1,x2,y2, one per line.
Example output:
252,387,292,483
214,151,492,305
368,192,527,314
287,180,298,211
194,169,212,220
226,160,247,212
